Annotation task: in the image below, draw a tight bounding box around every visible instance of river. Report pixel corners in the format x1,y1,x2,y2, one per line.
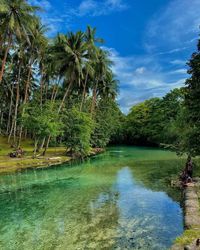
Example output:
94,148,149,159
0,146,184,250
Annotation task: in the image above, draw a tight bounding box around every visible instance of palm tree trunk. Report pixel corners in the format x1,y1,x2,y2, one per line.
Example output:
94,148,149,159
9,65,21,143
13,78,20,143
90,83,98,114
53,86,58,101
80,72,88,111
6,82,14,135
58,80,73,113
18,61,32,146
0,34,12,83
24,65,32,105
51,84,56,101
40,71,44,107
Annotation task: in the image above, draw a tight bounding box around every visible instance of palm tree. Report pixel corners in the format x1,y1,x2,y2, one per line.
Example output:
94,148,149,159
52,31,88,113
99,71,118,100
18,20,47,145
90,48,113,114
79,26,103,111
0,0,39,83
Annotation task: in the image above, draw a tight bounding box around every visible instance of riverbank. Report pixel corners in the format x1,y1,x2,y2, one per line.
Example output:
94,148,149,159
171,178,200,250
0,136,104,175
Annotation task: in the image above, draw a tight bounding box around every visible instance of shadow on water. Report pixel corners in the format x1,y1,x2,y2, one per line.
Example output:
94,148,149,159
0,146,184,250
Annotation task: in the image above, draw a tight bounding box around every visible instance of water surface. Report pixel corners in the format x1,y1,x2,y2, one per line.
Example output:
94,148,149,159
0,146,184,250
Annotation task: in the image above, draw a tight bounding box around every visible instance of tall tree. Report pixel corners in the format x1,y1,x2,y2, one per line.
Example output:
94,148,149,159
80,26,103,111
0,0,39,83
52,32,88,113
184,37,200,156
90,48,113,114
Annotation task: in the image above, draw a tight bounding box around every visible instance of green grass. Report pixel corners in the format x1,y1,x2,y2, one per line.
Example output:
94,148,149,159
175,229,200,245
0,136,70,174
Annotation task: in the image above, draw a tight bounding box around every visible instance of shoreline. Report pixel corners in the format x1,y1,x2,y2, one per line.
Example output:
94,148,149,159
0,148,104,175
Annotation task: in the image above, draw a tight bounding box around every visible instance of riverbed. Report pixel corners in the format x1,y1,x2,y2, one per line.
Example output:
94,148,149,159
0,146,184,250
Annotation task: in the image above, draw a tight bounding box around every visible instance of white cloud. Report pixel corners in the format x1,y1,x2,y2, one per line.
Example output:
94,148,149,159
135,67,146,74
29,0,52,11
28,0,128,36
103,47,188,113
169,69,187,75
145,0,200,53
69,0,128,17
29,0,69,36
170,60,186,66
157,47,189,55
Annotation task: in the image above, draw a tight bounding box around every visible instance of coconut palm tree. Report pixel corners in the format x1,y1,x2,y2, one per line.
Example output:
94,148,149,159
17,20,47,145
79,26,104,111
90,48,113,113
52,31,88,113
99,71,119,100
0,0,39,83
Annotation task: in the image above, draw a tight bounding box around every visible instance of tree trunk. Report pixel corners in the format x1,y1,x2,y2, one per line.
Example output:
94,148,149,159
8,64,21,144
6,82,14,135
0,34,12,83
13,78,20,143
18,61,32,146
51,84,56,101
90,83,98,114
42,135,51,156
80,72,88,112
33,139,39,158
53,86,58,102
58,80,73,113
24,65,32,105
40,70,44,107
37,137,46,152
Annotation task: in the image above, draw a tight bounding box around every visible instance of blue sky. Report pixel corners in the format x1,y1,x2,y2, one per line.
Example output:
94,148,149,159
29,0,200,113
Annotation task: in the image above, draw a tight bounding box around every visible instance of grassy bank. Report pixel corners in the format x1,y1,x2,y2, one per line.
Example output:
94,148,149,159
0,136,102,175
0,136,71,174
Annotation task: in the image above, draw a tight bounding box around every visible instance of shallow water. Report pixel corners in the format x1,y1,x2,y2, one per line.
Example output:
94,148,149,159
0,146,184,250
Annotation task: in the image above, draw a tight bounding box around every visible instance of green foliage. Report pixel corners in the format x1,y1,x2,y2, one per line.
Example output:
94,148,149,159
123,88,184,147
110,112,127,144
91,98,121,148
175,229,200,245
63,108,94,157
183,37,200,156
22,102,63,140
0,0,119,155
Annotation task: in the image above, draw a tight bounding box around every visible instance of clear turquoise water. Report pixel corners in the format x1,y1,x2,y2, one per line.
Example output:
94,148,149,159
0,146,184,250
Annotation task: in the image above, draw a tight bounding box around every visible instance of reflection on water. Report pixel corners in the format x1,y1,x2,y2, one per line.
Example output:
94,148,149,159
0,147,183,250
